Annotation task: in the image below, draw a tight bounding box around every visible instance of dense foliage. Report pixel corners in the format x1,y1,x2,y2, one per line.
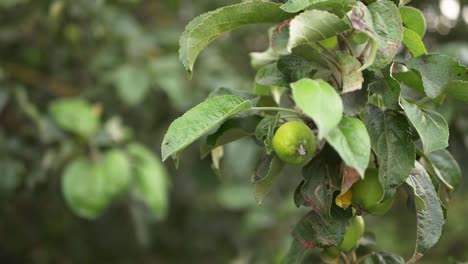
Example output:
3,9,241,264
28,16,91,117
164,0,468,263
1,0,468,263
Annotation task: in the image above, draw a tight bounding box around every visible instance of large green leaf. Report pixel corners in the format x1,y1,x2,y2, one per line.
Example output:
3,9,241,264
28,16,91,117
49,97,99,137
443,80,468,103
428,149,462,191
287,9,349,50
62,158,110,219
402,27,427,57
406,54,468,98
325,117,370,177
401,99,448,154
161,95,251,161
350,1,403,70
291,78,343,139
399,6,426,37
128,143,170,220
179,1,293,75
251,155,285,204
362,105,415,197
405,162,444,264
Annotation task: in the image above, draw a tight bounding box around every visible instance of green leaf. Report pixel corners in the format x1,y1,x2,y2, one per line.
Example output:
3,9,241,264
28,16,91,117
325,117,370,177
255,114,280,155
393,69,425,93
255,63,289,88
350,1,403,70
287,9,349,50
112,64,150,106
405,162,444,264
161,95,251,161
128,143,170,220
49,97,99,137
428,149,462,191
281,0,356,14
406,54,468,98
336,52,364,93
297,146,342,212
401,99,448,154
369,68,401,109
200,116,258,158
443,80,468,103
281,239,312,264
277,54,317,82
342,88,368,116
102,149,132,198
62,157,110,219
362,105,415,197
179,1,293,75
402,27,427,58
251,155,285,204
291,78,343,139
399,6,426,37
292,206,352,248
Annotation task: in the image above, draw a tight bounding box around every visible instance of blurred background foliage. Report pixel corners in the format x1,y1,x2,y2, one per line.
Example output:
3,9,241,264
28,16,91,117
0,0,467,263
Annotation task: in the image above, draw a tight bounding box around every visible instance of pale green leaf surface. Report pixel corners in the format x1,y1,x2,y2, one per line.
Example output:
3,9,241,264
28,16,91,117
325,117,370,177
399,6,426,37
287,9,349,50
401,99,448,154
428,149,462,191
179,1,293,75
443,80,468,103
403,27,427,57
280,0,355,13
406,54,468,98
405,162,444,263
291,78,343,139
161,95,251,161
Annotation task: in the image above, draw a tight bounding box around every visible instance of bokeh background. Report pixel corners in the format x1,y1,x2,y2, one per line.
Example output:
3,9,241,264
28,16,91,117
0,0,467,263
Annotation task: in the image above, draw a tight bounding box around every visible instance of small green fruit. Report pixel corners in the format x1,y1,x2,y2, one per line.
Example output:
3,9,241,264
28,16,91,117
351,169,383,211
272,121,316,165
338,215,365,252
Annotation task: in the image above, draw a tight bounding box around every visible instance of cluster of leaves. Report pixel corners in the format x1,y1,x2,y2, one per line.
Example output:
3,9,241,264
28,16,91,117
163,0,467,263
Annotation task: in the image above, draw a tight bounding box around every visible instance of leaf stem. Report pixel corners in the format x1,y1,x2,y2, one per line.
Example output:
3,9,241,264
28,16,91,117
339,34,354,57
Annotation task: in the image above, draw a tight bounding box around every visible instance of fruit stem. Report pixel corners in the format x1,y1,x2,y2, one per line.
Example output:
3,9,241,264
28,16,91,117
248,107,301,116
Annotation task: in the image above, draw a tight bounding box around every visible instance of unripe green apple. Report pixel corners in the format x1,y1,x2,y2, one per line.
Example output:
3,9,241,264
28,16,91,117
272,121,316,165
